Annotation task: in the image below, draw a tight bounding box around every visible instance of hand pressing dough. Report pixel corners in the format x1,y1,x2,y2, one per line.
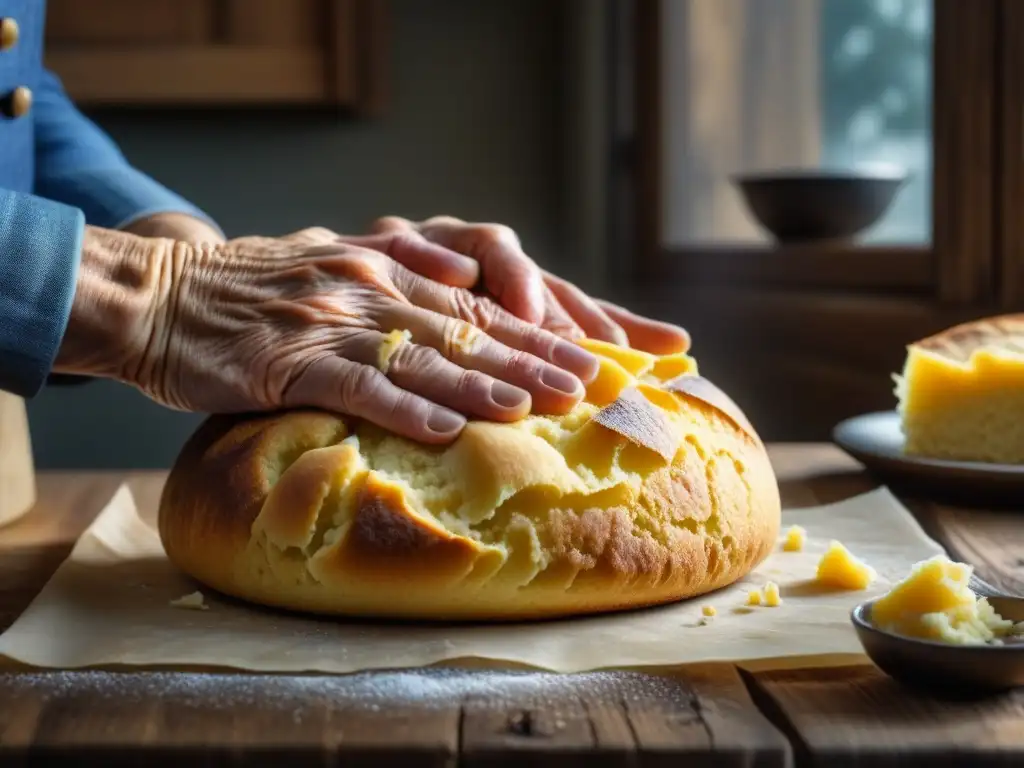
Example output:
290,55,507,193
157,339,781,621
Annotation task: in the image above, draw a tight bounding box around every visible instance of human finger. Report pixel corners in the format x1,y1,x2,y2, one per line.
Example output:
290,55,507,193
537,288,587,341
339,231,480,289
279,227,342,246
283,354,466,444
341,329,532,422
384,304,586,415
391,266,600,384
370,215,416,235
416,217,547,325
595,299,691,355
542,271,629,346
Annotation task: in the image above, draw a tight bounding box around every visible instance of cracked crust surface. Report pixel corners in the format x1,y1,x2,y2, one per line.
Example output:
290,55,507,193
158,341,781,621
910,314,1024,362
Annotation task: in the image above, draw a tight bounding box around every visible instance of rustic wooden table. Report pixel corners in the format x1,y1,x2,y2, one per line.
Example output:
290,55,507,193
0,444,1021,767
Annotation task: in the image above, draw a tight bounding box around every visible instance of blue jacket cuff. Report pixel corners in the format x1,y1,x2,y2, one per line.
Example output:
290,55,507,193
0,191,84,398
35,166,223,236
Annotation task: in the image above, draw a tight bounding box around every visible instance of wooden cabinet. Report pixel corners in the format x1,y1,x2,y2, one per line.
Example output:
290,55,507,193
43,0,387,111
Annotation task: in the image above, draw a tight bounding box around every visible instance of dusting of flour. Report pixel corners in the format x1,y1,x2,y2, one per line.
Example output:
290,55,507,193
3,668,695,712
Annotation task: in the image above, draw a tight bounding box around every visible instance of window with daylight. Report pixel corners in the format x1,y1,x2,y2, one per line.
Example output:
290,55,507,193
608,0,1017,440
659,0,932,247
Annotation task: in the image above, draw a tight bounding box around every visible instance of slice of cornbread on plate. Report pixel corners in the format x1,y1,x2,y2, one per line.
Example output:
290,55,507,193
894,314,1024,463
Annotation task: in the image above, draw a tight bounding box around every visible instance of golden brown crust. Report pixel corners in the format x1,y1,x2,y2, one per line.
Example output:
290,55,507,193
591,386,678,462
158,374,781,621
664,374,759,442
911,314,1024,362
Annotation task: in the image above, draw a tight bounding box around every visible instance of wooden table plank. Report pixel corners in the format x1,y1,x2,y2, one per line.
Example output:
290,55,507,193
915,501,1024,593
458,666,788,768
461,690,598,767
325,706,458,768
767,443,877,507
680,664,791,767
748,448,1024,767
0,449,1020,766
746,665,1024,768
0,471,162,633
0,668,779,768
0,671,461,767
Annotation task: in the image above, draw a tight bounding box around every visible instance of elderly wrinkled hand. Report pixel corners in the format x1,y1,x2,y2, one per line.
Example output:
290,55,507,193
363,215,692,355
53,227,601,444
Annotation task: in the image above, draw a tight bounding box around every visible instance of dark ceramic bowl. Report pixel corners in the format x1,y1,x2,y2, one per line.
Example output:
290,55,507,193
851,598,1024,696
732,167,908,244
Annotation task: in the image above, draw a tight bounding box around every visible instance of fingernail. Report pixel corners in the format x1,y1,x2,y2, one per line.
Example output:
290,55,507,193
551,342,600,382
541,365,584,395
427,409,466,435
490,381,530,409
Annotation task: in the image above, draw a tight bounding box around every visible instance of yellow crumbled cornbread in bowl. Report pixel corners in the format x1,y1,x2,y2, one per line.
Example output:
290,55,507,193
894,314,1024,463
158,336,782,621
816,540,876,590
870,555,1023,646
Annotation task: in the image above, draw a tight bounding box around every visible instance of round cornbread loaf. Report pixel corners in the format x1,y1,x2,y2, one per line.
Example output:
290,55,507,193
157,339,781,621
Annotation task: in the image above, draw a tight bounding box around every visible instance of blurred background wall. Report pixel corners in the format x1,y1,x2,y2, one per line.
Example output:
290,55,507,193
28,0,597,468
27,0,946,466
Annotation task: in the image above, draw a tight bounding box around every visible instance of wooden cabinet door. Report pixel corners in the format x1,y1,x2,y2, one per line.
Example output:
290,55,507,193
44,0,387,111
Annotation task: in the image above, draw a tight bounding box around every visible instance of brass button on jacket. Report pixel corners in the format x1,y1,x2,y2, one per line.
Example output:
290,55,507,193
0,17,18,51
2,86,32,119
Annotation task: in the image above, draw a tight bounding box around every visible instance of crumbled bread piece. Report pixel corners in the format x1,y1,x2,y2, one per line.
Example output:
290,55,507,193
746,588,763,606
169,591,209,611
377,329,412,373
764,581,782,607
782,525,806,552
816,540,876,590
872,555,1017,645
702,605,717,617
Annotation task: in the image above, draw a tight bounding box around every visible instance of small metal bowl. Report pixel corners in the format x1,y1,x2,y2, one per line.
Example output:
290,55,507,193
851,597,1024,696
732,166,908,244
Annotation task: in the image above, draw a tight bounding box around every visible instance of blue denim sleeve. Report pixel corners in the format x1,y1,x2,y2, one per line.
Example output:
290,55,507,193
0,188,84,397
32,69,222,233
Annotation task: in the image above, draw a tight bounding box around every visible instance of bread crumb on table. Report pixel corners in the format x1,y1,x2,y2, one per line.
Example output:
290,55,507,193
746,588,763,606
763,581,782,607
169,591,209,611
701,605,717,617
816,540,876,590
782,524,806,552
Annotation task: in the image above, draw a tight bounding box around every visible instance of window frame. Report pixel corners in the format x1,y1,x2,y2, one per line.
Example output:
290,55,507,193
998,0,1024,309
624,0,998,305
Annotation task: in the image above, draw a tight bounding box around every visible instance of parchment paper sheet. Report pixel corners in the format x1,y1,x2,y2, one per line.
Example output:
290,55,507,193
0,485,946,674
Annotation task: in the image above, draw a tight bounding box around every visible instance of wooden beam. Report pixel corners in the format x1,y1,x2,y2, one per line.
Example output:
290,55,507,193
45,47,332,105
997,0,1024,309
633,0,661,271
932,0,999,305
329,0,389,115
645,245,933,291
